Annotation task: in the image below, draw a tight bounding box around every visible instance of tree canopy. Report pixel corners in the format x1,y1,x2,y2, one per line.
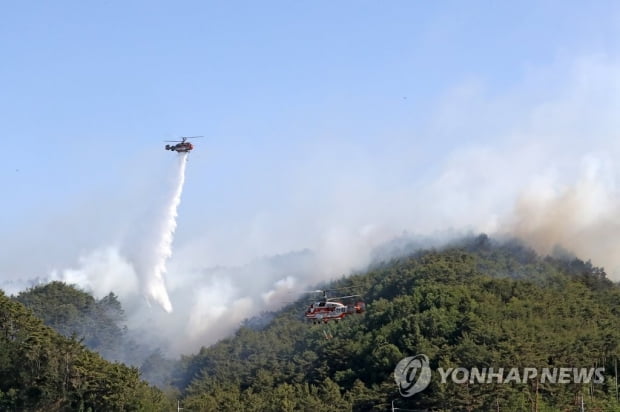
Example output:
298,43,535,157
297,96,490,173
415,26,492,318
0,289,172,411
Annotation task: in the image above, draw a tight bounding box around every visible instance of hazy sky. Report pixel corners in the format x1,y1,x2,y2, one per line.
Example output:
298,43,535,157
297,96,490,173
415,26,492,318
1,1,619,352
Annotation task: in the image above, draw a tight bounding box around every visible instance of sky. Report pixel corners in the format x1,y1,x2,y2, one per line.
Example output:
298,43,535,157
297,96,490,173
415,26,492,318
1,1,620,353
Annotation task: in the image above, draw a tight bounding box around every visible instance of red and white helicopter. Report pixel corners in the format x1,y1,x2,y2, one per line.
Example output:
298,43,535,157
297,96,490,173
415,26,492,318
164,136,203,153
304,289,365,324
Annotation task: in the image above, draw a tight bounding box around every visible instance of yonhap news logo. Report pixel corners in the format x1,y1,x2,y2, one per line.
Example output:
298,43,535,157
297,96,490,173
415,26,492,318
393,354,432,397
394,354,606,397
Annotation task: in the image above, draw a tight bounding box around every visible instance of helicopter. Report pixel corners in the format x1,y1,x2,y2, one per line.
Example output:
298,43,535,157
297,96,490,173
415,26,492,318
304,289,365,324
164,136,203,153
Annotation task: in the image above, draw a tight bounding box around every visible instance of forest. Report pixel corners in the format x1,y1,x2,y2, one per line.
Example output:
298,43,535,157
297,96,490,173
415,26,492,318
0,288,172,411
2,235,620,411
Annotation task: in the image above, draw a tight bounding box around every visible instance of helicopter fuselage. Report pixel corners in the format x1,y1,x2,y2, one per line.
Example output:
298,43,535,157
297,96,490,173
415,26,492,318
305,300,366,323
165,142,193,153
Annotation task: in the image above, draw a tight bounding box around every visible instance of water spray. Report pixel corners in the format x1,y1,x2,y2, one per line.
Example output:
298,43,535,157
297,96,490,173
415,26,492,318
144,152,188,312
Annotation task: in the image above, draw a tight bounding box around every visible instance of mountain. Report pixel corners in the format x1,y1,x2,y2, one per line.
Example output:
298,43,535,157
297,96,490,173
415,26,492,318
4,235,619,411
15,282,129,363
13,281,177,389
175,235,620,411
0,289,172,411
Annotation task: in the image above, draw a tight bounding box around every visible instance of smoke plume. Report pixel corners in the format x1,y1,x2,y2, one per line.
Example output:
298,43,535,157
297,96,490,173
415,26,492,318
508,155,620,275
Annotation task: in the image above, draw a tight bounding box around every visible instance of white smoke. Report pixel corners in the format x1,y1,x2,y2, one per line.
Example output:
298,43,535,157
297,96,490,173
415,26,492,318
50,247,138,300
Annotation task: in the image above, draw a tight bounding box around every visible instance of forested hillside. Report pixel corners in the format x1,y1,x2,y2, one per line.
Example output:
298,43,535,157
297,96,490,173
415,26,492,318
0,290,172,411
15,282,131,363
3,235,620,411
175,236,620,411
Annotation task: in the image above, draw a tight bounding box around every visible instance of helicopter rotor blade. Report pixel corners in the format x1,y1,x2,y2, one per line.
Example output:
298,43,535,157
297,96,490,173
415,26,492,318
327,286,361,292
301,286,359,293
327,295,361,301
